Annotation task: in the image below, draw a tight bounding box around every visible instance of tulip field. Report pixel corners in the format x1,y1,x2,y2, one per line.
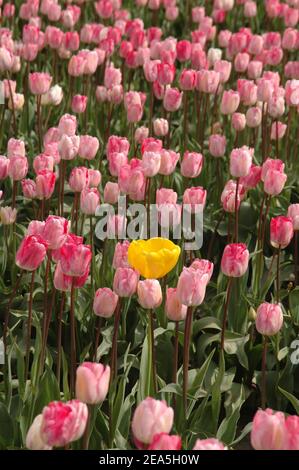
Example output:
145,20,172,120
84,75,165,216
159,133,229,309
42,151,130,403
1,0,299,453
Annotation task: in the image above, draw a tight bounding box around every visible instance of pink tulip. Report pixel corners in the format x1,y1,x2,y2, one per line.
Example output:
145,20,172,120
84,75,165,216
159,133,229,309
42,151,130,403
163,87,183,112
221,179,246,213
93,288,119,318
270,216,294,249
58,114,77,136
153,118,169,137
137,279,163,309
159,150,180,176
284,416,299,450
256,302,283,336
177,266,209,307
214,60,232,83
0,155,9,179
157,62,176,86
209,134,226,157
142,151,161,177
132,398,174,446
88,169,101,188
60,242,92,277
176,40,192,62
181,151,203,178
221,243,249,278
33,154,54,175
35,170,56,200
29,72,52,95
58,135,80,160
247,61,263,80
183,187,207,212
16,235,47,271
220,90,240,114
288,204,299,231
69,167,89,193
239,164,262,190
179,69,197,91
40,400,88,447
230,146,253,178
234,52,250,72
113,268,139,297
156,188,177,206
165,287,187,322
232,112,246,132
42,216,69,250
271,122,287,140
26,415,52,450
135,127,149,145
193,438,227,450
264,169,287,196
104,65,122,89
76,362,110,404
8,156,28,181
54,262,89,291
113,241,130,269
80,188,100,215
104,182,120,204
71,95,88,114
148,433,181,450
251,408,286,450
197,70,220,94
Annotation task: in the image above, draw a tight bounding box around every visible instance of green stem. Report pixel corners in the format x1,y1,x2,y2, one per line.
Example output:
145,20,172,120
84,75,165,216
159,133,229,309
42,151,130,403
221,278,233,351
183,306,193,418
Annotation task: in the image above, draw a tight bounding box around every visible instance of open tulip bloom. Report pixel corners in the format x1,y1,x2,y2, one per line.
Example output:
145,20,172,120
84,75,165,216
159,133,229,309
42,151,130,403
1,0,299,455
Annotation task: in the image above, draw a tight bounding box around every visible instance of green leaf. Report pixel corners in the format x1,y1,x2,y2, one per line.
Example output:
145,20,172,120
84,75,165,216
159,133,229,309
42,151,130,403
211,351,225,434
278,387,299,414
289,288,299,325
0,402,14,448
217,384,246,445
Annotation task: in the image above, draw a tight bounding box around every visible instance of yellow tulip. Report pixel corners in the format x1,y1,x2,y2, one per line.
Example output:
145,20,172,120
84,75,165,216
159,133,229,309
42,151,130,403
127,238,181,279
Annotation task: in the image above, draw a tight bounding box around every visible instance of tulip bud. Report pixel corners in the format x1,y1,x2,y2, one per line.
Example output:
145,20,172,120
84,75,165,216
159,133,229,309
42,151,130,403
76,362,110,404
221,243,249,278
132,398,174,446
270,216,294,249
137,279,162,309
255,302,283,336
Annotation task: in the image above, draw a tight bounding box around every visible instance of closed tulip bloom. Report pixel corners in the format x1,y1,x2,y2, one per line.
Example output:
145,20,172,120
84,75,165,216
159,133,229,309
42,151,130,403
9,93,25,111
176,40,191,62
29,72,52,95
135,126,149,145
16,235,47,271
196,70,220,94
220,90,240,114
159,150,180,175
36,170,56,200
53,262,89,291
80,188,100,215
239,164,262,190
71,95,87,114
165,287,187,322
87,169,101,188
78,135,99,160
132,398,174,445
232,112,246,132
209,134,226,157
22,178,37,199
137,279,162,309
193,438,227,450
33,154,54,175
156,188,177,206
177,266,209,307
246,107,262,128
221,243,249,278
214,60,231,84
104,182,120,204
104,66,122,89
270,216,294,249
113,241,130,269
163,87,183,112
153,118,169,137
8,156,28,181
0,206,17,225
288,204,299,231
108,152,128,177
157,62,176,86
58,135,80,160
93,288,119,318
255,303,283,336
284,416,299,450
27,220,46,238
179,69,197,91
183,187,207,212
190,258,214,282
0,155,9,179
41,85,63,106
40,400,88,448
26,415,52,451
247,61,263,80
142,151,161,177
58,114,77,136
234,52,250,72
264,169,287,196
270,122,287,140
148,433,181,450
0,47,13,72
230,146,253,178
181,151,203,178
251,408,285,450
113,267,139,297
221,179,246,213
76,362,110,404
42,216,68,250
60,242,92,277
261,158,285,181
69,167,89,193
